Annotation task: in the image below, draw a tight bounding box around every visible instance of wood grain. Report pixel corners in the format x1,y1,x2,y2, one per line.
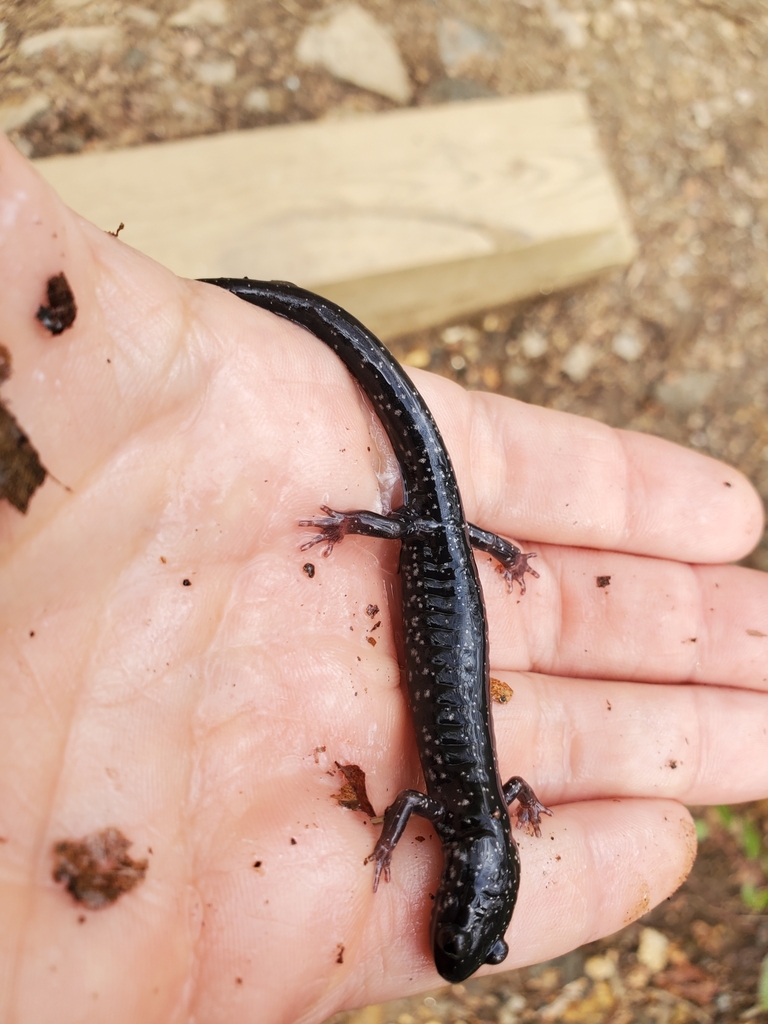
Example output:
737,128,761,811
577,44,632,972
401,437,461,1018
34,92,636,339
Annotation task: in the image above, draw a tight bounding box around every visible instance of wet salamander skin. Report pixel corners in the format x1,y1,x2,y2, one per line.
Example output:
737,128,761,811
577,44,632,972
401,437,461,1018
203,278,550,983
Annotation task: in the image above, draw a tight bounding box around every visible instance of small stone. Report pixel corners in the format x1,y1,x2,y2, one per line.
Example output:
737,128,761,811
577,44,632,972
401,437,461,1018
520,330,548,359
731,204,753,228
613,0,638,16
124,5,160,27
402,348,430,368
172,96,195,116
498,993,526,1024
636,927,670,973
440,324,480,346
654,371,717,412
169,0,228,28
691,100,712,131
543,0,588,49
296,3,412,104
437,17,500,74
19,25,120,57
584,955,616,981
716,17,737,41
612,328,644,362
243,87,270,112
0,22,6,49
561,342,596,383
734,87,754,108
195,59,236,85
505,363,530,386
122,47,147,70
0,93,50,133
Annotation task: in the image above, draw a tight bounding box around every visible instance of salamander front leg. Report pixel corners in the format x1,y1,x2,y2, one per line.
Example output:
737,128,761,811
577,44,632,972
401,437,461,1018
300,506,414,556
468,524,539,594
365,790,445,891
502,776,553,837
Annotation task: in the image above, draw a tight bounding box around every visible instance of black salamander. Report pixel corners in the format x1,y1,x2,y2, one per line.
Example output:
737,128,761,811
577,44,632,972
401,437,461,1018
202,279,552,983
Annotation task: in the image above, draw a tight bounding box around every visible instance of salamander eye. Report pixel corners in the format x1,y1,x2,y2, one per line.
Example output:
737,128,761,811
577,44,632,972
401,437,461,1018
485,938,508,965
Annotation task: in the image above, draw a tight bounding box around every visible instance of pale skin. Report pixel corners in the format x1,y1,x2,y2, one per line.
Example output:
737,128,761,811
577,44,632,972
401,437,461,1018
1,134,767,1024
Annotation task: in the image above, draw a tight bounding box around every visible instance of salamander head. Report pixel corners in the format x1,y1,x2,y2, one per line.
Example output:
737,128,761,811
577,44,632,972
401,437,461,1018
431,831,520,984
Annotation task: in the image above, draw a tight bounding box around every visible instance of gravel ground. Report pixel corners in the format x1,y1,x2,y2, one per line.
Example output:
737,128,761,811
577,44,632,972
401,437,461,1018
2,0,767,1021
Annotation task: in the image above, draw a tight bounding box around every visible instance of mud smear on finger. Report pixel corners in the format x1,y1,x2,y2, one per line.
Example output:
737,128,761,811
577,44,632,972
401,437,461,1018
0,272,79,512
52,827,149,909
36,272,77,336
0,344,47,513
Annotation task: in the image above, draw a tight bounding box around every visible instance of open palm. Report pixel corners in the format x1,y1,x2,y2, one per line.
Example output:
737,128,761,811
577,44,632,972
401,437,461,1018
1,135,767,1024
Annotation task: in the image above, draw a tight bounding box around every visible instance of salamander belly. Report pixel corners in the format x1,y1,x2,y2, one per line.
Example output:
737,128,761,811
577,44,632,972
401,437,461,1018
399,527,504,816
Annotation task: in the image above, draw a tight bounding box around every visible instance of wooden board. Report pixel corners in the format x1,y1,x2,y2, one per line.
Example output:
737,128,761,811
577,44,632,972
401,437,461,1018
34,92,637,340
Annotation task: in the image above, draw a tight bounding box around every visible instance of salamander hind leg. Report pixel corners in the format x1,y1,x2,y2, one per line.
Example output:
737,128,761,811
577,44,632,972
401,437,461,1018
467,524,539,594
299,506,411,556
365,789,444,892
502,776,553,838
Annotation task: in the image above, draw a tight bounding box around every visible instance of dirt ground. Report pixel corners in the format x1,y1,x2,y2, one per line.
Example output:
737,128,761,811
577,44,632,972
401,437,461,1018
1,0,767,1020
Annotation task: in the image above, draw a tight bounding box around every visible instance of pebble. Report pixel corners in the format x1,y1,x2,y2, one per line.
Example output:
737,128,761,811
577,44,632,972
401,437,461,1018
539,978,588,1021
124,5,160,27
584,954,616,981
612,328,644,361
440,324,480,346
561,341,596,383
520,329,548,359
122,47,147,70
504,364,530,386
734,87,755,108
0,21,6,49
194,58,235,85
636,926,670,973
731,204,753,228
542,0,588,50
498,993,526,1024
19,25,120,57
168,0,228,28
691,100,712,131
655,371,719,413
402,348,430,368
0,93,50,133
243,87,270,113
437,17,500,74
295,3,412,104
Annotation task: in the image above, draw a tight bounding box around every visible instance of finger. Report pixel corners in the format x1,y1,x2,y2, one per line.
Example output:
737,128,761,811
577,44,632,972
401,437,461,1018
0,136,190,495
492,672,768,807
475,545,768,691
412,372,764,564
352,800,695,1006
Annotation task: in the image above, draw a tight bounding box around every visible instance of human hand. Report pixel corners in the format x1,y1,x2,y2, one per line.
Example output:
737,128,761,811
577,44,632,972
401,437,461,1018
1,135,766,1024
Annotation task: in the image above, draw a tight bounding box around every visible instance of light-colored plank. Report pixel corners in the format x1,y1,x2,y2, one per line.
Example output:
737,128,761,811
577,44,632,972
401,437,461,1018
34,92,636,339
